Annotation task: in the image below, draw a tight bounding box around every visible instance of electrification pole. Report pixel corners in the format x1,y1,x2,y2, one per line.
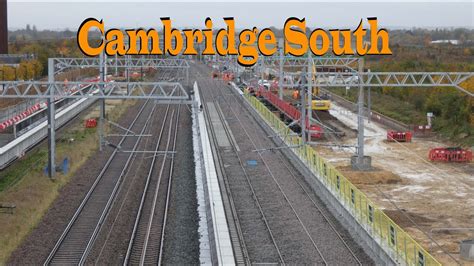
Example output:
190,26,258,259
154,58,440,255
353,58,372,170
279,39,284,99
99,51,105,151
300,70,306,144
307,52,313,142
47,58,56,178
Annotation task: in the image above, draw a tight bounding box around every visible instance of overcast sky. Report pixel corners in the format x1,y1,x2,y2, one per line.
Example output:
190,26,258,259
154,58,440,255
7,1,474,30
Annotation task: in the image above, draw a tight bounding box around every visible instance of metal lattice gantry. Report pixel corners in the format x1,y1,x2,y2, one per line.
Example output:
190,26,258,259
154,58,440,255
288,69,474,170
0,80,191,101
0,79,193,178
51,57,190,83
262,55,360,72
41,55,191,177
242,50,474,170
311,72,474,96
279,71,474,95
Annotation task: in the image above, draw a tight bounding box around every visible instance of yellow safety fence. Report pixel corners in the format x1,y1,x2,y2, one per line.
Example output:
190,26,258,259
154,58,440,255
244,93,440,266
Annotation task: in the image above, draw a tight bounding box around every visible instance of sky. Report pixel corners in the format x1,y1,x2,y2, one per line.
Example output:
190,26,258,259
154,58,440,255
6,1,474,30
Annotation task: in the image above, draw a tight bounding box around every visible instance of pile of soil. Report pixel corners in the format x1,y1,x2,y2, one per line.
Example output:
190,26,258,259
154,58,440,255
337,165,404,185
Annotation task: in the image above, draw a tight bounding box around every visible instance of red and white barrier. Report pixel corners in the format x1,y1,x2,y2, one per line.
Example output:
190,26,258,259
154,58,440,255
0,102,47,131
0,77,109,132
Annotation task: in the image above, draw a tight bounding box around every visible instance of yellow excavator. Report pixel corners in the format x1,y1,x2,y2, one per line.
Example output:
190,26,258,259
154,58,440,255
292,60,331,111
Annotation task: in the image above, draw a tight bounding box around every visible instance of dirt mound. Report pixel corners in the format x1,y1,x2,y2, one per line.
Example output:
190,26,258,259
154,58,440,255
337,165,404,185
384,209,434,228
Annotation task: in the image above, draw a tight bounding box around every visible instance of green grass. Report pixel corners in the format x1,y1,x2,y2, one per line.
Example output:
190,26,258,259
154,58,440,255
0,100,135,264
0,127,96,193
0,150,47,193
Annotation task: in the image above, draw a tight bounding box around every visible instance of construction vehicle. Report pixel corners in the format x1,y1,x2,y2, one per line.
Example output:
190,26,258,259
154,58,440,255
290,89,331,111
310,59,331,111
257,86,323,139
288,61,331,111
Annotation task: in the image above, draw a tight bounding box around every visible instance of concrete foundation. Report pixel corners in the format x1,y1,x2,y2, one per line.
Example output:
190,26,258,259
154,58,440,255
351,155,372,171
460,239,474,261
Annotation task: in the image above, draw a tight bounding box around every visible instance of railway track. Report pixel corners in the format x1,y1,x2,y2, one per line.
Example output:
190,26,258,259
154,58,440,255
44,66,186,264
195,62,370,264
124,99,180,265
45,98,157,265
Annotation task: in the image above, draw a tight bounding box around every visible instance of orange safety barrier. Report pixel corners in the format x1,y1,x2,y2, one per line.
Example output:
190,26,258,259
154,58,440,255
429,147,472,162
387,131,412,142
85,118,97,128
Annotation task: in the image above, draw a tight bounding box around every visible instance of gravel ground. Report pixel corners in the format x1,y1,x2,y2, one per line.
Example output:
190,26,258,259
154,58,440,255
81,77,199,263
86,102,171,264
161,104,199,264
76,75,198,265
8,101,144,265
9,71,200,265
194,61,373,264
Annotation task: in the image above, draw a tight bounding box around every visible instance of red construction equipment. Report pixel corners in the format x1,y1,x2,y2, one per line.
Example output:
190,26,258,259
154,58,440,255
257,86,323,138
429,147,472,163
85,118,97,128
387,131,412,142
222,72,234,82
270,80,279,91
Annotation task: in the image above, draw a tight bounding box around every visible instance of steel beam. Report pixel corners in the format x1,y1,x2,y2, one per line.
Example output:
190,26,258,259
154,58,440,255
51,57,190,75
278,39,284,99
367,86,371,123
279,72,474,96
263,56,360,72
356,59,366,168
99,52,105,151
47,58,55,178
300,70,306,144
307,52,312,143
0,81,190,100
312,72,473,88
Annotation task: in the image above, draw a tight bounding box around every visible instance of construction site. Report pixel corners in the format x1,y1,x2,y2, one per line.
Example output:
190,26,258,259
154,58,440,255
0,1,473,265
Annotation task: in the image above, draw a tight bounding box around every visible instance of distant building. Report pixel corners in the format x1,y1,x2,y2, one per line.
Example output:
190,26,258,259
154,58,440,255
0,0,7,54
0,54,35,66
430,40,460,45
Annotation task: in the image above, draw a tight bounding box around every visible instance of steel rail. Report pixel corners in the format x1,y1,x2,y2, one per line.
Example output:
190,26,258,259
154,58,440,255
78,102,160,264
237,80,365,264
238,80,364,264
124,93,181,265
196,70,284,264
44,98,155,265
215,82,329,265
157,100,181,265
123,105,172,265
139,110,174,265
